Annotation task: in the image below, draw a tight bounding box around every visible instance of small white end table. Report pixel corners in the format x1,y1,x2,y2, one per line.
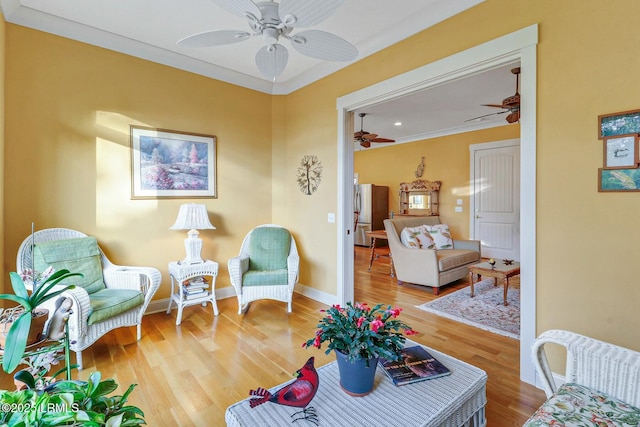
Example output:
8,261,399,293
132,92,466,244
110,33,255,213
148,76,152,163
166,260,219,325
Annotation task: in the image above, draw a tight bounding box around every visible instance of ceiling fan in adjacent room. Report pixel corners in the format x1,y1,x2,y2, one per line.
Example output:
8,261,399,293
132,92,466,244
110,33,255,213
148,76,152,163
177,0,358,81
466,67,521,123
354,113,396,148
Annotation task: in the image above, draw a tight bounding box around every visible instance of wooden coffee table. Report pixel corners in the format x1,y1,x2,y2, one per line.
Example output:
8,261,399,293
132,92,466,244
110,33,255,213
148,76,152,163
468,260,520,306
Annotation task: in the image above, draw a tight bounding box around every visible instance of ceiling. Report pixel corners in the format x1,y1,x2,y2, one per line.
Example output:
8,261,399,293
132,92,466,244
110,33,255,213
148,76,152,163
0,0,521,148
352,62,521,149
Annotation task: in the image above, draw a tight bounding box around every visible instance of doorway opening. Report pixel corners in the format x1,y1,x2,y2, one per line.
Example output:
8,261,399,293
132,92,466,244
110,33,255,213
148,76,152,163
336,25,538,384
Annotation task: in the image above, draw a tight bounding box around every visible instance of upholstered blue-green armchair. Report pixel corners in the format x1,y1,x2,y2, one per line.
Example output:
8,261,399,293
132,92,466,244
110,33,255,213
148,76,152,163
16,228,161,369
228,224,299,314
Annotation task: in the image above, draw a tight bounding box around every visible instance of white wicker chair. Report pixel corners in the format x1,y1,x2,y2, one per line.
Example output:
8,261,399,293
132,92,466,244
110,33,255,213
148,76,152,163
16,228,162,369
228,224,299,314
531,329,640,406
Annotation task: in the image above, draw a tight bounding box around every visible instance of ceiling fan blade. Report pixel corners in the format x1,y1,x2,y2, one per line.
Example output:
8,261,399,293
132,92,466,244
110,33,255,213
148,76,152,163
279,0,345,27
464,110,508,122
362,133,378,140
370,138,395,143
178,29,251,47
289,30,358,61
210,0,260,19
360,141,371,148
482,103,509,109
354,131,366,138
255,44,289,80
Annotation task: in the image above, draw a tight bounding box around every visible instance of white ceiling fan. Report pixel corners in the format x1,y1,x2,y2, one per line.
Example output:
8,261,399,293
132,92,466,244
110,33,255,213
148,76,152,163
178,0,358,81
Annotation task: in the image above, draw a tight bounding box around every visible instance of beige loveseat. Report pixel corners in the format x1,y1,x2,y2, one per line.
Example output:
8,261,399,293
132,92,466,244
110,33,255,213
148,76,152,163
383,216,480,294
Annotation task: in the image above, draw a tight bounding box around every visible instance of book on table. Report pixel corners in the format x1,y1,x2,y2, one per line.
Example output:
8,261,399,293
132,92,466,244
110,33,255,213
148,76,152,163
182,289,209,300
378,346,451,386
183,276,209,288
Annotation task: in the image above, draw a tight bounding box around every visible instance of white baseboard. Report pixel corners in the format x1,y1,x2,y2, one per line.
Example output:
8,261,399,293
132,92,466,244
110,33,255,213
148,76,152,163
294,283,337,306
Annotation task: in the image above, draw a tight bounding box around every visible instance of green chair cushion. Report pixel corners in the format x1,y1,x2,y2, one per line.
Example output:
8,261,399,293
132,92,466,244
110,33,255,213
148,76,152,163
87,288,144,325
243,269,288,286
34,236,105,295
248,227,291,271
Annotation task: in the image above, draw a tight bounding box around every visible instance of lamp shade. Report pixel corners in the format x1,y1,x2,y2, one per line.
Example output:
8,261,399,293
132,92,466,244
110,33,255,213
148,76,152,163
169,204,215,230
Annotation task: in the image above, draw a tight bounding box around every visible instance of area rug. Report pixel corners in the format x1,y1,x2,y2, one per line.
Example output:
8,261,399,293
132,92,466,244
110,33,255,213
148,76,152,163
416,279,520,339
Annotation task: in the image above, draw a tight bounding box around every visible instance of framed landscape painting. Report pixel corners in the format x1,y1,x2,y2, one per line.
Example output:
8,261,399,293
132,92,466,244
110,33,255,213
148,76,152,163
598,109,640,139
130,126,217,199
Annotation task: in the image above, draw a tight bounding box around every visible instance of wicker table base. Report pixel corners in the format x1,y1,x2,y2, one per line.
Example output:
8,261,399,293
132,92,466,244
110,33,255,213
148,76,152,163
225,342,487,427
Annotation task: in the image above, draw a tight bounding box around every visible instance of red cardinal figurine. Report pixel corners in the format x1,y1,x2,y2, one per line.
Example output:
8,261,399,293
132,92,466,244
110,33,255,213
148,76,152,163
249,356,319,425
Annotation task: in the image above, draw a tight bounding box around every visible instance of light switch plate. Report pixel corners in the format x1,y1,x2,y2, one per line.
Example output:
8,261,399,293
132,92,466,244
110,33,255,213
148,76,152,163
457,199,463,205
455,207,463,213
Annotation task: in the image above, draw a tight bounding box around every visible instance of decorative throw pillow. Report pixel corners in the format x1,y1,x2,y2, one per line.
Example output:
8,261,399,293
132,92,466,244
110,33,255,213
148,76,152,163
33,236,105,294
400,226,436,249
424,224,454,249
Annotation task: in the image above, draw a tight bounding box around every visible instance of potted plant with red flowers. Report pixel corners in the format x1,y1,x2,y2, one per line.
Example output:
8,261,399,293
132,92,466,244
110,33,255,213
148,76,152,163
302,302,417,396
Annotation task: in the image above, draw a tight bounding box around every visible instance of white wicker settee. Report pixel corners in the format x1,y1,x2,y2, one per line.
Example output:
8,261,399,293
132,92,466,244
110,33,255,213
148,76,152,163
524,329,640,426
16,228,161,369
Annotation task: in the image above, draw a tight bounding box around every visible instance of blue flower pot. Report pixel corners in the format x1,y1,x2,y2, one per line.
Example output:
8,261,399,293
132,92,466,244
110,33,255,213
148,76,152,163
334,350,378,396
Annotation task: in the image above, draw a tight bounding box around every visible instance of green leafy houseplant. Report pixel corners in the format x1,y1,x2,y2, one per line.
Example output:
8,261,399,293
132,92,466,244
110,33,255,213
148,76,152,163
0,371,146,426
0,268,81,372
13,348,68,391
302,302,417,363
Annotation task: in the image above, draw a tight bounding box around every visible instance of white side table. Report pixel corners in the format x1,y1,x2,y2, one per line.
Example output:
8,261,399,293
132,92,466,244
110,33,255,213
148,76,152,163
166,260,219,325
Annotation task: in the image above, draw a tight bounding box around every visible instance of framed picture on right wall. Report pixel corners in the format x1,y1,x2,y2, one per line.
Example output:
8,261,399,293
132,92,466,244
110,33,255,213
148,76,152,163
598,109,640,139
603,133,638,169
598,168,640,192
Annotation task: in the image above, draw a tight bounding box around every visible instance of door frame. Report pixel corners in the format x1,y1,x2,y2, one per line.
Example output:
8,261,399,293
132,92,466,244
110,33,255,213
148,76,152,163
336,25,538,384
469,138,521,260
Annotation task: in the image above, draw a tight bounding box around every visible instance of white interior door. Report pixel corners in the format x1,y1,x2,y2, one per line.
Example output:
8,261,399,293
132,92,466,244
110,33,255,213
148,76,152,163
470,140,520,260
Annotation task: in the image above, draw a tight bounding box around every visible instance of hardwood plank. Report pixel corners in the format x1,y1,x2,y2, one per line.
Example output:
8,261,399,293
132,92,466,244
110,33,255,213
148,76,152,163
0,246,546,426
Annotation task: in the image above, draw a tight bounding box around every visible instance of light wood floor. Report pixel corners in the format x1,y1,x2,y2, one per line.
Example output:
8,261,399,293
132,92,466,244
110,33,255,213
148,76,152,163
0,247,546,425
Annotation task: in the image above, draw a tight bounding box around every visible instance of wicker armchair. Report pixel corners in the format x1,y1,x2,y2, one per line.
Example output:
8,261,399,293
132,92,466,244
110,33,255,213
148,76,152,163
16,228,161,369
524,329,640,425
228,224,299,314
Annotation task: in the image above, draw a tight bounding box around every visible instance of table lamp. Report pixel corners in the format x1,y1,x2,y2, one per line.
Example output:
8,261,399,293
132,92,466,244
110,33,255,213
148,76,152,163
170,203,216,264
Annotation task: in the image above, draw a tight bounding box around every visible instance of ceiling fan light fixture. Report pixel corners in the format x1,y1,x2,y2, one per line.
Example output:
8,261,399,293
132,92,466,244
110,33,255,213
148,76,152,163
256,43,288,80
263,27,279,44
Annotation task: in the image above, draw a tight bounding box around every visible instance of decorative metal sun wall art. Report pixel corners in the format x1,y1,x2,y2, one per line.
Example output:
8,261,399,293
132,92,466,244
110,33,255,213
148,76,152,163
297,155,323,195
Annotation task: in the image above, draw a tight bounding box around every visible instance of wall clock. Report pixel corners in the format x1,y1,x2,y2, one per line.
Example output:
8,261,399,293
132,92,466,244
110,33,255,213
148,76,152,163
297,155,323,195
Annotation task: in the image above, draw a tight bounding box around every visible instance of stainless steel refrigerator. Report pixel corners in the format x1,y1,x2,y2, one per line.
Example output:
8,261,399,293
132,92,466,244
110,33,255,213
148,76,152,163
354,184,389,247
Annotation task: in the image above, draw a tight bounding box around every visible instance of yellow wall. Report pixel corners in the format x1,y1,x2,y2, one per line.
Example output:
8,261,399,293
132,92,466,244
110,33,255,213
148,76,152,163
354,126,519,239
4,26,272,299
0,9,5,292
3,0,640,354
